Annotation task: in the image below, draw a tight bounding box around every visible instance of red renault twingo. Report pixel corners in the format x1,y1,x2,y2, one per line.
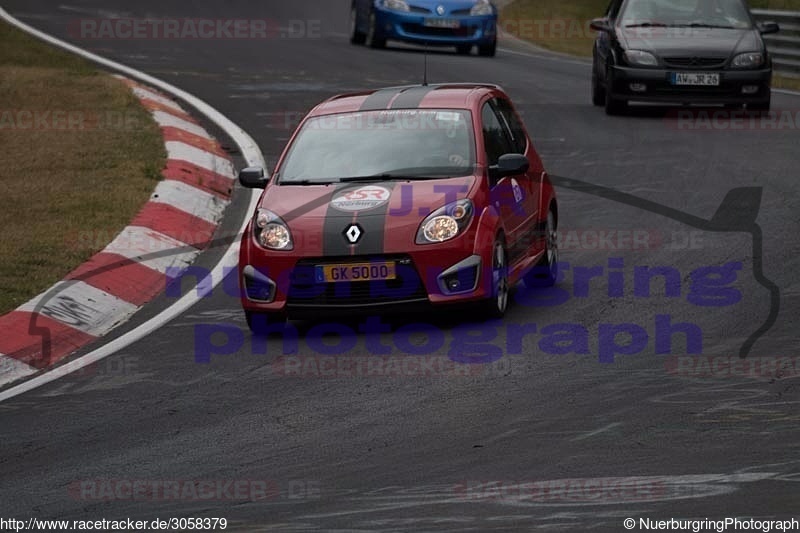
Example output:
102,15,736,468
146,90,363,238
238,83,558,329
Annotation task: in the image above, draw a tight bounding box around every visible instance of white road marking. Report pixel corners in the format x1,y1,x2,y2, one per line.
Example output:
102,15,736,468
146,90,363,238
0,7,263,402
571,422,623,441
151,110,213,139
18,281,139,337
166,141,236,178
151,180,229,224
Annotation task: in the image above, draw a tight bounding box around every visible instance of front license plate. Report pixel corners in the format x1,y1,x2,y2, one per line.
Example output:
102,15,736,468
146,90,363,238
316,262,397,283
424,18,460,28
670,72,720,86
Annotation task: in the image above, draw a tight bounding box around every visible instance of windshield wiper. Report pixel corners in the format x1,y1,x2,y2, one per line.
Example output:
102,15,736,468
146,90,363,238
675,22,736,29
625,21,668,27
279,179,335,186
338,174,443,183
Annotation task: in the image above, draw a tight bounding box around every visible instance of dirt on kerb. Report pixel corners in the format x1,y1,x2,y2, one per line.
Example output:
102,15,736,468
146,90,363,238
0,21,166,315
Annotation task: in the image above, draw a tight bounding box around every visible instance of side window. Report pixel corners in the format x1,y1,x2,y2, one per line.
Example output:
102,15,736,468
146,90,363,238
492,98,528,154
481,102,513,166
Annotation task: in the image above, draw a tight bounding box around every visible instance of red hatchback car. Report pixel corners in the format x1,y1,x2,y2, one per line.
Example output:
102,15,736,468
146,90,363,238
238,83,558,329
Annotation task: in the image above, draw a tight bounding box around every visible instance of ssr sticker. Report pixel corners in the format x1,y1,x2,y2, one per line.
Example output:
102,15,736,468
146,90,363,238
331,185,392,212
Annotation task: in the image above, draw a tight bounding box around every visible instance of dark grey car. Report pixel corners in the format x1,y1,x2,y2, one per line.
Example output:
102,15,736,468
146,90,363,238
590,0,780,114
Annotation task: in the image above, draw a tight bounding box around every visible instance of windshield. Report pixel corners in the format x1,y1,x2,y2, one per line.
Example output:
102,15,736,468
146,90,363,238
619,0,752,29
277,109,475,184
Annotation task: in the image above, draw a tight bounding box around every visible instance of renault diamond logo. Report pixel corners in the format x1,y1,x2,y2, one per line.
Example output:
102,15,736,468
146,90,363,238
344,224,363,244
436,5,446,15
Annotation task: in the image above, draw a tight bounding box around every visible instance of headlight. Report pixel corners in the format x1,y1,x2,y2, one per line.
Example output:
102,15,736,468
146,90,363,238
383,0,410,12
471,0,494,16
731,52,764,69
417,199,474,244
254,209,293,250
624,50,658,67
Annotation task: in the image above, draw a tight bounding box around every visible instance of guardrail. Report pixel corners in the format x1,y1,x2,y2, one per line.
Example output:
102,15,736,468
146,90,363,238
752,9,800,77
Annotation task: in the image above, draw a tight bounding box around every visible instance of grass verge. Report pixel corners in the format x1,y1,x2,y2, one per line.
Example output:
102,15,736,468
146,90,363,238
499,0,800,91
0,21,165,315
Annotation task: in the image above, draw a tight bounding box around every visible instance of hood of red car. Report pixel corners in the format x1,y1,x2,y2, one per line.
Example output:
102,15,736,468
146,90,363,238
257,176,477,256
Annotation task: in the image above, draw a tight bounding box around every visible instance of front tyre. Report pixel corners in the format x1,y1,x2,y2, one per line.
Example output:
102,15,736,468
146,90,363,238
482,238,509,318
592,60,605,106
604,64,627,115
365,10,386,48
478,38,497,57
350,7,366,45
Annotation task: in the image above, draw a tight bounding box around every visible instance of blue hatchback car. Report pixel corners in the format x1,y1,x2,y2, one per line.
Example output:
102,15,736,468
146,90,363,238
350,0,498,56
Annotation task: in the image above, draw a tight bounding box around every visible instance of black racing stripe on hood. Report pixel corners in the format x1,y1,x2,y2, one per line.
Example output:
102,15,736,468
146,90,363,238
322,182,396,257
389,86,435,109
359,88,401,111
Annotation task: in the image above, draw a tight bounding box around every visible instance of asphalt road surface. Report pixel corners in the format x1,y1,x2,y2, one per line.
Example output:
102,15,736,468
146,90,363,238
2,1,799,531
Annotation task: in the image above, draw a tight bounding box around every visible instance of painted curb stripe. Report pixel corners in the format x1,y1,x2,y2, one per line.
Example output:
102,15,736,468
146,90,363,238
139,99,195,121
102,226,200,275
0,312,96,369
17,281,139,338
166,141,236,179
162,160,234,199
151,180,229,224
66,253,166,307
162,128,230,158
0,354,36,382
131,86,183,112
151,110,211,138
130,202,218,249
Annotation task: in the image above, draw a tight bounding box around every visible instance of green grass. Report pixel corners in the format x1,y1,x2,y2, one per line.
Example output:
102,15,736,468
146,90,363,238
500,0,800,90
0,21,166,314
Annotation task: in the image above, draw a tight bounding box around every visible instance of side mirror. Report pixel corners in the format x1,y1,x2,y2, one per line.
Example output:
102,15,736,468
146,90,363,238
590,17,612,32
489,153,529,180
239,166,269,189
758,21,779,35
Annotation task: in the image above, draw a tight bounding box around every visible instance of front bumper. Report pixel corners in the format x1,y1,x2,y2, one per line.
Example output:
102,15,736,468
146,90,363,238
609,64,772,104
374,7,496,46
240,245,492,315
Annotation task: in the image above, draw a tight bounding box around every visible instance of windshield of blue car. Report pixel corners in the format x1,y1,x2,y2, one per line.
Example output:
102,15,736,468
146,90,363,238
619,0,752,29
277,109,476,184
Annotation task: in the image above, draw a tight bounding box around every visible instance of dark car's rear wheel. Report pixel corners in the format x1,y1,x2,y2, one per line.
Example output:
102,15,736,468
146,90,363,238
478,38,496,57
482,238,509,318
245,311,287,335
524,209,558,288
350,7,366,45
365,11,386,48
456,44,472,55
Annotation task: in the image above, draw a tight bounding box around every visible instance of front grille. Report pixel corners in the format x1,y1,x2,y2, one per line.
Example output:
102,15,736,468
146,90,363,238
409,5,432,13
287,256,428,307
663,57,727,69
451,8,472,16
401,23,476,38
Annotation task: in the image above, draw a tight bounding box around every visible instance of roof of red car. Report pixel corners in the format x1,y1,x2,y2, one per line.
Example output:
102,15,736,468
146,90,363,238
308,83,504,116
